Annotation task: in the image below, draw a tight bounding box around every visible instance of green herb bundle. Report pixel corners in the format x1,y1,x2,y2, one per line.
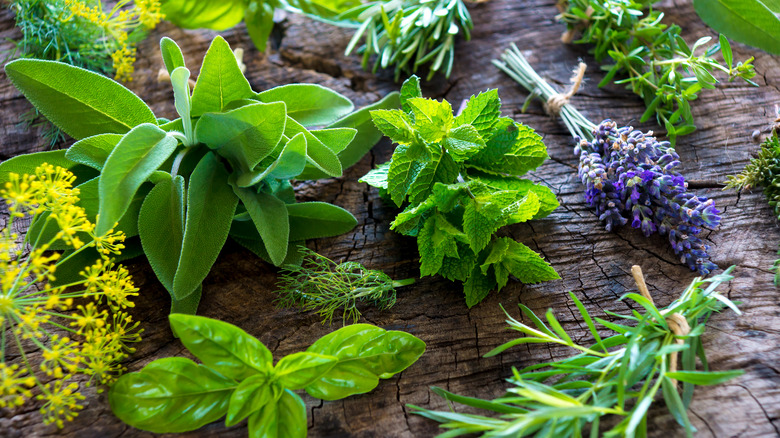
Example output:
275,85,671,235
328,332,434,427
276,246,415,324
341,0,473,80
1,35,398,314
360,76,560,307
558,0,756,143
412,265,743,437
110,315,426,436
725,128,780,284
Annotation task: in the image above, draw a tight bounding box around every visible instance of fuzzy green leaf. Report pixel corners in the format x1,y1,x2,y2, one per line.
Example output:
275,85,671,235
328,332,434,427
256,84,354,127
285,117,342,177
139,176,186,293
160,37,186,74
191,36,254,117
693,0,780,55
287,202,358,241
232,186,290,266
65,134,122,170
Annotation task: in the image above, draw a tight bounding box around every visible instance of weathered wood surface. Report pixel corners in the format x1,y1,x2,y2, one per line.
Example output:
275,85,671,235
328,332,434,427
1,0,779,436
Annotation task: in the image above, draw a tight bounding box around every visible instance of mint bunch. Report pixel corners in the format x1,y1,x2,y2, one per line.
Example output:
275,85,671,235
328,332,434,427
361,76,560,307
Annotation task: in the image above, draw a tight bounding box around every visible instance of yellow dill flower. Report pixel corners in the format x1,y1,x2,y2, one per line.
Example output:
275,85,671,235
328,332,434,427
0,165,142,428
111,44,136,82
135,0,164,29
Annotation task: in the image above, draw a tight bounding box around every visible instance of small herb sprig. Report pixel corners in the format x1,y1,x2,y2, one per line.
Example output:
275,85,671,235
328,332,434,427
558,0,756,142
411,265,743,437
2,35,397,314
360,76,560,307
276,247,414,324
109,315,426,436
725,126,780,284
341,0,473,80
496,46,722,275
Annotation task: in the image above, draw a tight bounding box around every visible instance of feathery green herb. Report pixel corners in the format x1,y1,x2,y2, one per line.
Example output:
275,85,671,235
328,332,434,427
109,315,426,436
276,247,414,324
412,266,743,437
558,0,756,143
360,76,560,307
725,127,780,284
2,35,397,314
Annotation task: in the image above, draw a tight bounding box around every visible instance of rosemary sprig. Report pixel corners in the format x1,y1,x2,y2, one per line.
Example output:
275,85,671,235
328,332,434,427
411,265,742,437
275,247,414,324
557,0,756,143
340,0,473,80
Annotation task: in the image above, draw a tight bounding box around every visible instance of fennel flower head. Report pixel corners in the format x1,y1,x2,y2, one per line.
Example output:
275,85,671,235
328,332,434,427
0,164,142,428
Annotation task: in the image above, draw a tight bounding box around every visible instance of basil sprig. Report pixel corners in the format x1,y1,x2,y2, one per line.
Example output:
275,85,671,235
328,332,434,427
2,35,399,313
109,315,426,436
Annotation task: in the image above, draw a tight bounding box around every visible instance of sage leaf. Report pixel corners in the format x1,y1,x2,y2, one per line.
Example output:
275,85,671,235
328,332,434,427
273,352,338,390
231,236,306,266
247,389,306,438
139,176,185,293
160,37,186,74
305,324,426,400
245,1,276,51
256,84,354,126
191,36,254,117
231,185,290,266
171,285,202,315
161,0,246,31
170,67,193,142
693,0,780,55
287,202,357,241
65,133,122,170
285,117,343,177
108,357,236,433
235,132,308,187
195,102,287,171
96,124,177,235
172,152,238,300
4,59,156,140
0,150,77,186
169,314,273,381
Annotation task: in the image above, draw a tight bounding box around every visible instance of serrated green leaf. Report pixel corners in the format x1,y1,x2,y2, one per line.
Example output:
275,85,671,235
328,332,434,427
370,109,415,144
4,59,156,140
482,238,560,288
466,119,548,176
406,97,453,142
65,133,122,170
169,314,272,381
390,195,437,236
256,84,354,126
407,146,459,204
400,75,422,112
108,357,236,433
359,162,390,190
139,176,185,293
439,242,478,282
454,89,501,137
475,173,559,219
191,36,254,117
172,152,238,300
96,124,177,235
418,213,466,276
232,185,289,266
464,264,496,308
387,145,426,206
196,101,286,171
444,124,487,162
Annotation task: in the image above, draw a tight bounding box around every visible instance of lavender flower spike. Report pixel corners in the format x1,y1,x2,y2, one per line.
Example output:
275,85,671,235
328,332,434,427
494,44,721,275
577,121,720,274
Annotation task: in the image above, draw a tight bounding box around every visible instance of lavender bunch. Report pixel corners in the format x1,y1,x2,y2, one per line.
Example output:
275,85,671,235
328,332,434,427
495,44,721,274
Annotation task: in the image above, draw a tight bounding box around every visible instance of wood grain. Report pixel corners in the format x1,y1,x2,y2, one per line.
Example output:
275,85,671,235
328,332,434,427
0,0,778,436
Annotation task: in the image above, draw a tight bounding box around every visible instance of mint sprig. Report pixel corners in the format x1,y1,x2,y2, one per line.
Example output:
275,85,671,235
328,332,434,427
360,76,560,307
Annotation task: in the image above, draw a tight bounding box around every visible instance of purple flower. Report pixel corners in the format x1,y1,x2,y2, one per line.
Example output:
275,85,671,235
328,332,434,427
574,120,721,275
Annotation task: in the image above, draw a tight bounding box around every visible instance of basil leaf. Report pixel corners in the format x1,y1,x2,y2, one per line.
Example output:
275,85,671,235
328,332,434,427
191,36,254,117
161,0,247,30
273,352,338,390
95,124,177,235
693,0,780,55
287,202,357,241
4,59,156,140
305,324,426,400
256,84,354,127
169,314,273,381
195,102,287,171
108,357,236,433
160,36,186,74
226,375,275,427
245,0,276,52
248,389,306,438
139,176,186,293
231,185,290,266
65,133,123,170
172,152,238,299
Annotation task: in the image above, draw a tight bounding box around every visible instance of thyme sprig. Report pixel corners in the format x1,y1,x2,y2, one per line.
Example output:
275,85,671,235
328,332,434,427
275,247,414,324
558,0,756,142
411,265,743,437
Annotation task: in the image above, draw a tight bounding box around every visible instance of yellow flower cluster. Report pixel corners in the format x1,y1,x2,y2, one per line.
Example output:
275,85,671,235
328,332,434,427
0,164,142,428
61,0,164,81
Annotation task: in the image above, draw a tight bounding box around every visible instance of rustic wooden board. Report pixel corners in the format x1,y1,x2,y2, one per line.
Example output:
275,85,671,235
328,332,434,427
1,0,779,436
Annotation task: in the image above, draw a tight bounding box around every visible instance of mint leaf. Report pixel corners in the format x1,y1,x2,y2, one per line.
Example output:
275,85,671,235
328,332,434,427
454,90,501,138
407,146,459,204
387,145,426,207
391,196,436,236
370,109,414,144
406,97,453,143
439,243,477,282
444,124,486,162
418,213,467,276
466,119,548,176
482,237,560,289
400,76,422,112
464,265,495,308
359,162,390,190
474,172,559,219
